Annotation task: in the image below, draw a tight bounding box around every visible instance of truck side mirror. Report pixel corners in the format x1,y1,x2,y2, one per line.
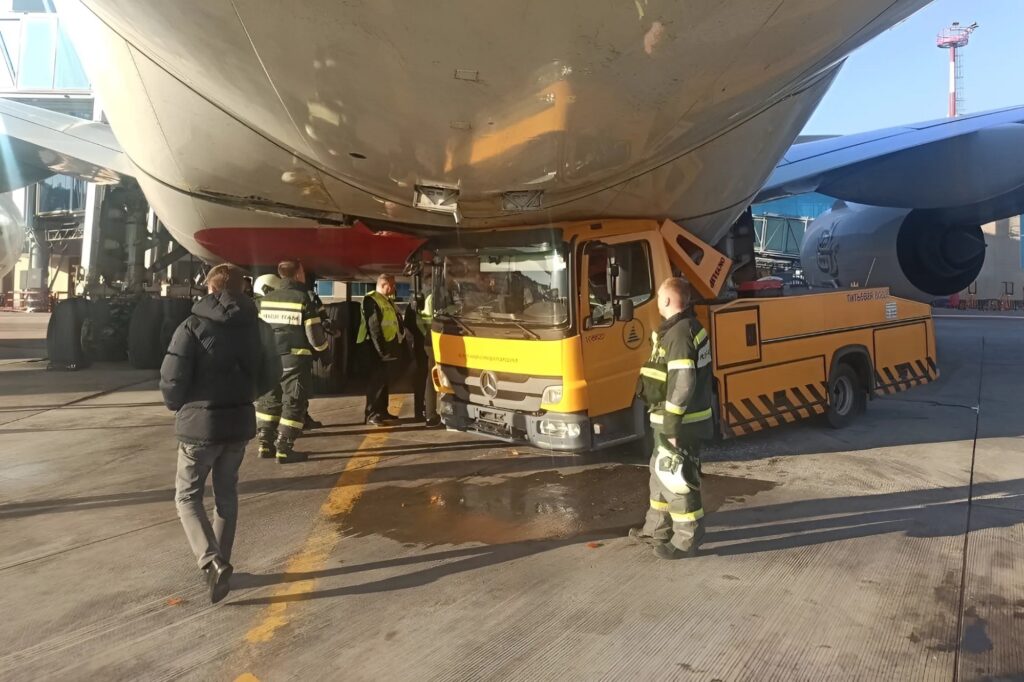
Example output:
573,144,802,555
614,264,630,297
616,297,634,323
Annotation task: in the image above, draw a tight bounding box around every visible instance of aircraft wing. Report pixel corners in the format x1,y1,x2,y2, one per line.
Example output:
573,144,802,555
0,97,132,192
757,105,1024,221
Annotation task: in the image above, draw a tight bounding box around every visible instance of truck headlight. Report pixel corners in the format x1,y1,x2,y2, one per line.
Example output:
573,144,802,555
541,385,563,406
433,365,451,389
538,419,581,439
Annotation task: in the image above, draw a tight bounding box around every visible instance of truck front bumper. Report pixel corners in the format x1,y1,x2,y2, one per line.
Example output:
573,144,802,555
439,396,591,451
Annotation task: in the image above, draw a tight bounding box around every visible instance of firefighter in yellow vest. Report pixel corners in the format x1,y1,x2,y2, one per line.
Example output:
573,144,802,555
630,277,714,559
357,273,406,426
254,260,329,463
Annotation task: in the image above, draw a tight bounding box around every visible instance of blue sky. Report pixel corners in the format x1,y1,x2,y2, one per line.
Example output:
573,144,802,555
803,0,1024,135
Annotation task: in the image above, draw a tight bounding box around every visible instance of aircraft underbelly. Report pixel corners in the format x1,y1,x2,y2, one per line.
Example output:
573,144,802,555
63,0,930,243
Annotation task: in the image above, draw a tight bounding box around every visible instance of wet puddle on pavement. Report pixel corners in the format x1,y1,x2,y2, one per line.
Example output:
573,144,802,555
340,465,776,546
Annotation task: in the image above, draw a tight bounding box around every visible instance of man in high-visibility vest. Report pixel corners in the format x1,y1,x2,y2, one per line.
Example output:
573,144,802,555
630,277,714,559
357,273,406,426
254,260,330,463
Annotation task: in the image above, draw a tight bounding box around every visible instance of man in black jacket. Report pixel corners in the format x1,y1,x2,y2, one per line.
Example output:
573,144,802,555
160,264,282,603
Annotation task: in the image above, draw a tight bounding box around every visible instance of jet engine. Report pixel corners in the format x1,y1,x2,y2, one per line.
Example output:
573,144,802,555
800,203,986,302
0,193,25,281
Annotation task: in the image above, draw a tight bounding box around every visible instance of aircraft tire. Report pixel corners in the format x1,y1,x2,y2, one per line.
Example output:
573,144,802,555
128,297,164,369
46,298,93,370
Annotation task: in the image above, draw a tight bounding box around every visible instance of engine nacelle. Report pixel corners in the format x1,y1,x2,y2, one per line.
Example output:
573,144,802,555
800,204,986,302
0,193,24,281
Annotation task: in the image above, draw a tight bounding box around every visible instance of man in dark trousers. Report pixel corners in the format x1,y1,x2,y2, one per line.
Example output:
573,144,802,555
404,272,441,428
629,277,714,559
358,273,406,426
160,264,282,603
255,259,330,463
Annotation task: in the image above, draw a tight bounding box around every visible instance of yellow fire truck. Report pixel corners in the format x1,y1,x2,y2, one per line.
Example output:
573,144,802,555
422,219,937,451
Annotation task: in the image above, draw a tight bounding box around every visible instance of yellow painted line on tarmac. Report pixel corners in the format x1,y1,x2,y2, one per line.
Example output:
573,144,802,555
233,674,260,682
242,398,404,645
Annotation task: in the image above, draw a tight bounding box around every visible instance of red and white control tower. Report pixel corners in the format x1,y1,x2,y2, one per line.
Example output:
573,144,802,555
937,22,979,118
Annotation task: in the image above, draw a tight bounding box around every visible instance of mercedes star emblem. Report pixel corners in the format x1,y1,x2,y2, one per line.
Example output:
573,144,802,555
480,371,499,399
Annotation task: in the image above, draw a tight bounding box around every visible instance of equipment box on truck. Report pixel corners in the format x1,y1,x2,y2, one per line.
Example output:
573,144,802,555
421,219,937,451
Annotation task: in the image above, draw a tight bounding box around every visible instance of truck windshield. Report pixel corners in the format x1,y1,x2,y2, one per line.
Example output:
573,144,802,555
434,244,570,329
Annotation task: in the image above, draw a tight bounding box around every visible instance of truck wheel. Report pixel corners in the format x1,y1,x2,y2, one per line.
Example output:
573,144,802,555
826,364,865,429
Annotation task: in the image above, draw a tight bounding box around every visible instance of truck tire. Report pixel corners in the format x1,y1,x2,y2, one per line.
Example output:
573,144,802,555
46,298,93,370
313,303,349,394
128,297,164,369
826,364,865,429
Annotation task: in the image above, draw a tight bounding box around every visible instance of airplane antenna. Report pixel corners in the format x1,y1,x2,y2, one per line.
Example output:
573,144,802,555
864,257,877,288
937,21,979,117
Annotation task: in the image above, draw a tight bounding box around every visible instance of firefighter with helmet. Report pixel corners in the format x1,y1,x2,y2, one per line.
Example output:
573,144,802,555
254,260,329,463
630,277,714,559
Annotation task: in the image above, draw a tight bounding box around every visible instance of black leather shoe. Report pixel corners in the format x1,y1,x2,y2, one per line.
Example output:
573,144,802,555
257,442,276,459
204,556,233,604
383,413,400,422
424,416,443,429
367,414,386,427
304,414,324,430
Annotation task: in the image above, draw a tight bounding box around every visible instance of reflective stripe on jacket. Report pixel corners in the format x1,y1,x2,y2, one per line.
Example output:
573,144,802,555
638,309,713,438
257,279,329,356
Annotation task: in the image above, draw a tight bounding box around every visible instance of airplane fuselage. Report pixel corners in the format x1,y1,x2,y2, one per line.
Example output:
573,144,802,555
53,0,932,276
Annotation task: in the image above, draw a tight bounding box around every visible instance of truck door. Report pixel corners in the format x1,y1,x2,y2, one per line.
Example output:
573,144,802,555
580,237,659,418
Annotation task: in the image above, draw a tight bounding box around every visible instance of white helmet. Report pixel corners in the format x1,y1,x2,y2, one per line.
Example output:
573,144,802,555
254,273,282,297
655,444,693,495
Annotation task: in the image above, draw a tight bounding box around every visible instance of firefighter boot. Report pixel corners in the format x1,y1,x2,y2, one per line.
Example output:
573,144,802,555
257,428,277,459
653,521,706,560
627,527,660,547
275,436,309,464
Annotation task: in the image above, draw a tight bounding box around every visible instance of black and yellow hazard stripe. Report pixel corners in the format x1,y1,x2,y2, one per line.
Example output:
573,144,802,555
722,382,828,438
873,356,939,396
720,356,938,438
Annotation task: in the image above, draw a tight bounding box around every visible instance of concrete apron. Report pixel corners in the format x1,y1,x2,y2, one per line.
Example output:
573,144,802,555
0,317,1020,681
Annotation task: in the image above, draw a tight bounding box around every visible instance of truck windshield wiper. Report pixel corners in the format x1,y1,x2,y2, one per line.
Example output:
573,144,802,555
435,312,475,336
508,319,540,340
479,311,541,340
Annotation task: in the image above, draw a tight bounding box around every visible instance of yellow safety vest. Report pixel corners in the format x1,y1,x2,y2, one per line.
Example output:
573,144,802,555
357,291,400,344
